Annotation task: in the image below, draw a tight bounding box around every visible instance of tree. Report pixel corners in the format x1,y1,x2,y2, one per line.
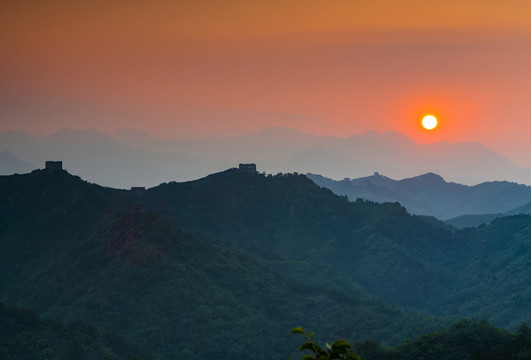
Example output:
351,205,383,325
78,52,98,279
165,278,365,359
290,327,361,360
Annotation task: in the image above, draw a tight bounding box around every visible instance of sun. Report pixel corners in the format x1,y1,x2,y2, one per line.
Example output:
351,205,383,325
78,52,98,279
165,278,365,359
422,115,438,130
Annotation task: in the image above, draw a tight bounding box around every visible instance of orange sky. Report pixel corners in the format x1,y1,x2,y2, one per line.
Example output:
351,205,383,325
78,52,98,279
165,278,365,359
2,0,531,166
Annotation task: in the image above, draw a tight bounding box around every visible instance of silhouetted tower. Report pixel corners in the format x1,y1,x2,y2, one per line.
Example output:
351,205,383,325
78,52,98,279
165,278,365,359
239,163,257,172
45,161,63,173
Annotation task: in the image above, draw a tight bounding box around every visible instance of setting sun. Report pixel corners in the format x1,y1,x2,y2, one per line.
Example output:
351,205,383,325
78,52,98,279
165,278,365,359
422,115,438,130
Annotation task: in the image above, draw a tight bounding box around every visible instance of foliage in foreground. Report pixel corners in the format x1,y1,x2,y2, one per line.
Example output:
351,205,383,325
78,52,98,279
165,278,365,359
294,319,531,360
290,327,361,360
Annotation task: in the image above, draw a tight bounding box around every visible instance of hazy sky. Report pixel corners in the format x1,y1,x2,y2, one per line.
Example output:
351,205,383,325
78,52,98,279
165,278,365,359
2,1,531,166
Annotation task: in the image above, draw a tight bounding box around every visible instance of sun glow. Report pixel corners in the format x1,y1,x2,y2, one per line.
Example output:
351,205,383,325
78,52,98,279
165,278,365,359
422,115,438,130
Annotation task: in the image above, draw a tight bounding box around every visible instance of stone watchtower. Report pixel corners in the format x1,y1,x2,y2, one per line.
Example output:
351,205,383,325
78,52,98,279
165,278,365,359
239,163,257,173
45,161,63,172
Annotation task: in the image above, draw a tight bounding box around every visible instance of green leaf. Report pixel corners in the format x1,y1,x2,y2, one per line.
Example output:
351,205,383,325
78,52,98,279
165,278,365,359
301,355,316,360
331,348,349,355
291,327,305,335
346,354,361,360
299,342,314,352
331,340,352,350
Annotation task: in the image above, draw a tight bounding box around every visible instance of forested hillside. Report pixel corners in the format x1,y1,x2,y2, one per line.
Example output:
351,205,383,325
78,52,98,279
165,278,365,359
352,319,531,360
0,303,159,360
1,168,531,358
145,169,459,310
142,169,531,326
0,169,446,359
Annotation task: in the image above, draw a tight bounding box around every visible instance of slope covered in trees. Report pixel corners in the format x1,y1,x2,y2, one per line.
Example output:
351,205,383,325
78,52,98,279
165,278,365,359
292,320,531,360
143,169,531,326
0,303,159,360
145,169,460,309
353,319,531,360
1,168,531,358
0,169,447,359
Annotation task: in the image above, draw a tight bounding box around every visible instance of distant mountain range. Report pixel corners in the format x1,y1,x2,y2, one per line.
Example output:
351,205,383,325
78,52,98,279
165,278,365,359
0,129,226,188
445,200,531,229
307,172,531,222
2,126,531,188
0,149,34,175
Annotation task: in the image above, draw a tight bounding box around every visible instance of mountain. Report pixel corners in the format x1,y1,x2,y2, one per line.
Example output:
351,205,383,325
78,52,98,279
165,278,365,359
0,129,224,188
3,126,531,188
142,169,461,309
0,169,449,359
138,169,531,328
113,127,531,185
434,215,531,325
0,303,159,360
353,318,531,360
443,190,531,229
505,201,531,216
0,149,34,175
444,213,501,228
445,199,531,229
2,167,531,359
307,172,531,220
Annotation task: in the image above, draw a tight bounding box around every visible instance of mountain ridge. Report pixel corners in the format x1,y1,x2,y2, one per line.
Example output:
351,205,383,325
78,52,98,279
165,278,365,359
0,149,35,175
2,126,531,187
308,172,531,220
0,169,450,359
2,167,531,357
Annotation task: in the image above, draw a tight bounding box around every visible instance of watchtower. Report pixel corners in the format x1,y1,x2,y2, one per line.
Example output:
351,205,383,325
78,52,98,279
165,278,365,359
45,161,63,172
239,163,257,173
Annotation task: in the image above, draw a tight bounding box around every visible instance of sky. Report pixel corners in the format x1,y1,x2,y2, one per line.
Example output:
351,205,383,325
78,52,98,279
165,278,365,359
2,0,531,166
